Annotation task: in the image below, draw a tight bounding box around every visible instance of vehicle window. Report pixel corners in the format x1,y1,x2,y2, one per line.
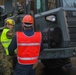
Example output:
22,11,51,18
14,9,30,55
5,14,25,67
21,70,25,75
48,0,56,10
63,0,76,7
12,0,56,14
35,0,56,14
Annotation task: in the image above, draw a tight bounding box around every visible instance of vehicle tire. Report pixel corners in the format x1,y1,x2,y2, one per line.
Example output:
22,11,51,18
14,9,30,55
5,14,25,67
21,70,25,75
41,58,71,69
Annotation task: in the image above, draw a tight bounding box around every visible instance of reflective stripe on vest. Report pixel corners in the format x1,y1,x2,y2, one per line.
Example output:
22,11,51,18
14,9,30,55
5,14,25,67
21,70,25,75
18,43,40,46
1,29,11,55
17,32,42,65
18,56,38,60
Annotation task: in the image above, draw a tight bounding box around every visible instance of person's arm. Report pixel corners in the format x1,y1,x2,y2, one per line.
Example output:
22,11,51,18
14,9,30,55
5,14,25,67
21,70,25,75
40,42,44,52
8,35,17,56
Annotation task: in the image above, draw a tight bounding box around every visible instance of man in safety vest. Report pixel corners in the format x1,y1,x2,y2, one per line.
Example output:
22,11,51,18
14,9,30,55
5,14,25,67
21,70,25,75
0,18,15,75
8,15,43,75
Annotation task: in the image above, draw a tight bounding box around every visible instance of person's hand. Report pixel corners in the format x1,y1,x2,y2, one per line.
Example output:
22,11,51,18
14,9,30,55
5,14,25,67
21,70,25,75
32,60,41,69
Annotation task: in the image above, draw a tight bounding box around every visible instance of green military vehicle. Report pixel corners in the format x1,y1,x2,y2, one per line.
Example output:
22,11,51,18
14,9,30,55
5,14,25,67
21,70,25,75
0,0,76,69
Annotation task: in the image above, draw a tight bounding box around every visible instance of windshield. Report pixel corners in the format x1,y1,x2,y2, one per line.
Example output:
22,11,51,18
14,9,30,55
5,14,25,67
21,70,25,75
63,0,76,7
35,0,56,14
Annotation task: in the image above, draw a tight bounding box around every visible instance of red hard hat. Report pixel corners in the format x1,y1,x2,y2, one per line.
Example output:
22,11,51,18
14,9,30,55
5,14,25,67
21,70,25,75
22,15,34,24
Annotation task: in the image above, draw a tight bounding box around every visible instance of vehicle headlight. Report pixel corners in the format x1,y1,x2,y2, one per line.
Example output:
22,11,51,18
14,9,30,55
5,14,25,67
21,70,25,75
46,15,56,22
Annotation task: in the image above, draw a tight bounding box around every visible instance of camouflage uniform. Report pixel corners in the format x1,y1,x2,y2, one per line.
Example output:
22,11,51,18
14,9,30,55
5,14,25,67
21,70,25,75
6,29,15,39
0,29,15,75
6,29,16,71
0,42,13,75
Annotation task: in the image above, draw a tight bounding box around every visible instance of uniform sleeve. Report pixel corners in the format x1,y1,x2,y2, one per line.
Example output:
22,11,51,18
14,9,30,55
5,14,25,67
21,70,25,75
6,29,15,39
8,35,17,56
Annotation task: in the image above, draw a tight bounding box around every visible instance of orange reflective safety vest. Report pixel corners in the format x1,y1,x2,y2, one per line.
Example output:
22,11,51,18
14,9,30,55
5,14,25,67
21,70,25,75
17,32,42,65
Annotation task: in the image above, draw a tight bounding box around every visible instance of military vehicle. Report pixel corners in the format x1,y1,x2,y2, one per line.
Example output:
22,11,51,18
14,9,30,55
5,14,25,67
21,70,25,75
0,0,76,69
